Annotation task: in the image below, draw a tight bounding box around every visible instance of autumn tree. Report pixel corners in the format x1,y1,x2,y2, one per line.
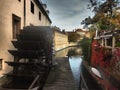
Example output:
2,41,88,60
88,0,119,15
68,32,80,42
82,0,119,31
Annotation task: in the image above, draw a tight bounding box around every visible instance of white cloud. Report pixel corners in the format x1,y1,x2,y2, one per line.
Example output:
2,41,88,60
42,0,94,31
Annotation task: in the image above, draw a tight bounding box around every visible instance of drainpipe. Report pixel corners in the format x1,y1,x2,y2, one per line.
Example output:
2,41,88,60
24,0,26,27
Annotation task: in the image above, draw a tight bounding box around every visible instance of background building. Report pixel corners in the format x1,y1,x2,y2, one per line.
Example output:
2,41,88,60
0,0,51,75
75,29,90,40
53,27,68,51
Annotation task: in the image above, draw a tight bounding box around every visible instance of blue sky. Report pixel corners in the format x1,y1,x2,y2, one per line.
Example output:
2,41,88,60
41,0,94,31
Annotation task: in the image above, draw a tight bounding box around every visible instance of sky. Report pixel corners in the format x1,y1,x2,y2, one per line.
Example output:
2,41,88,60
41,0,94,31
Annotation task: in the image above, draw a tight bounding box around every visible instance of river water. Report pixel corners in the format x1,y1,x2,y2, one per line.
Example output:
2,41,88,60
69,56,82,88
55,46,83,89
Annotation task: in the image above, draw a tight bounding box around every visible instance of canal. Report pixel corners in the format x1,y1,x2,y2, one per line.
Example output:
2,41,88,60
0,46,103,89
55,46,102,90
55,46,83,89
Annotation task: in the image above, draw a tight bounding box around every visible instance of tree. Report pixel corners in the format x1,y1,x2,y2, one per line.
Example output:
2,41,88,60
81,16,93,28
80,37,92,65
81,0,119,29
68,33,80,42
88,0,119,15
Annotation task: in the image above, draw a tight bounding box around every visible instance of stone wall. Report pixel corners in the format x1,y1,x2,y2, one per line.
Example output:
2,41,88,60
54,31,68,51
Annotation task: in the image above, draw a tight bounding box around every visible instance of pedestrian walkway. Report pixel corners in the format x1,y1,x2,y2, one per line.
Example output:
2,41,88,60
43,57,78,90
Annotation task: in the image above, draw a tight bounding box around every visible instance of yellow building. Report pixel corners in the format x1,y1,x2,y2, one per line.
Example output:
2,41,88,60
75,29,91,40
53,27,68,51
0,0,51,75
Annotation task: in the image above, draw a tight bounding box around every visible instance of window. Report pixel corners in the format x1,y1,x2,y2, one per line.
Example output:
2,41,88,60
31,1,34,14
39,12,41,20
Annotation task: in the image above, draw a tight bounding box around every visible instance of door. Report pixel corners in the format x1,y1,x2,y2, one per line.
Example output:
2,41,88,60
12,14,21,39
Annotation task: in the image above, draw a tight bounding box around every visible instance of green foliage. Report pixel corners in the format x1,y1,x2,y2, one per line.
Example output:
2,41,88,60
79,37,92,65
82,0,119,30
68,33,80,42
89,25,96,31
116,42,120,47
89,26,96,38
98,19,109,30
88,0,119,15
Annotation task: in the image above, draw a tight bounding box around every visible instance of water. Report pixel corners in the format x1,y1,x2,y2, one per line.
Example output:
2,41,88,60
55,47,103,90
69,56,82,88
55,47,83,89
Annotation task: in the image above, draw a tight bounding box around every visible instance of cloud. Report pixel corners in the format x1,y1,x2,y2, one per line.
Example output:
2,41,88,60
42,0,94,31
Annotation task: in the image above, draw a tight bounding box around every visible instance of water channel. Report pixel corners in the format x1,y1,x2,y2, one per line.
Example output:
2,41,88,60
55,46,83,89
0,46,103,89
2,46,103,89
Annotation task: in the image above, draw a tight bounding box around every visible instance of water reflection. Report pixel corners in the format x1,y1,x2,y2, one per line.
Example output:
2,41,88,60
69,56,82,89
54,47,82,58
55,46,83,89
68,47,82,57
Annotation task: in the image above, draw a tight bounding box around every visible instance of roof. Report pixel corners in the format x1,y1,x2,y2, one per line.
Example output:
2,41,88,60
75,29,89,33
34,0,52,24
65,31,75,35
75,29,83,32
99,30,120,38
52,27,67,35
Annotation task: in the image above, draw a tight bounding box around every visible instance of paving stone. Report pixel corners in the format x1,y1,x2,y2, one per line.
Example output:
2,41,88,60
43,57,78,90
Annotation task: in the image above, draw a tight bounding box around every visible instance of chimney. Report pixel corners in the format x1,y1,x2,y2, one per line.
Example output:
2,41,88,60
42,4,47,10
46,10,50,15
39,0,42,3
